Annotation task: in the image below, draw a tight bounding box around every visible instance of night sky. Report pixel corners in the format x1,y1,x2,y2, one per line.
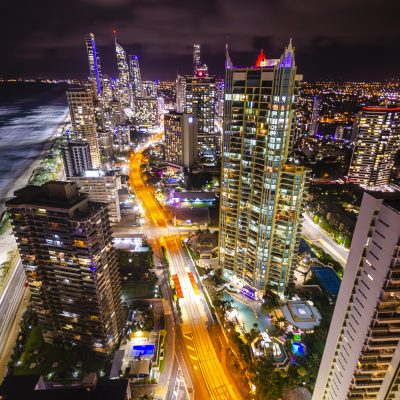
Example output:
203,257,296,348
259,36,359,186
1,0,399,81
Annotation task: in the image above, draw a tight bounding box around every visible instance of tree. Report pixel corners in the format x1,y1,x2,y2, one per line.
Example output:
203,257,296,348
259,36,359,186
251,355,285,400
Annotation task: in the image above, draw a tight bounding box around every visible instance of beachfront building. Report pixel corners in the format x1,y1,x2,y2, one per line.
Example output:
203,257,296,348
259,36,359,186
6,181,124,355
66,87,101,168
313,191,400,399
164,111,197,169
69,170,122,223
219,42,309,296
348,106,400,189
61,139,93,178
115,40,132,109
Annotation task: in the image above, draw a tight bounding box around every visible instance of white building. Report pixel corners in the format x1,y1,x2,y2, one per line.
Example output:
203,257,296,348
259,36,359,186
313,191,400,400
70,170,122,223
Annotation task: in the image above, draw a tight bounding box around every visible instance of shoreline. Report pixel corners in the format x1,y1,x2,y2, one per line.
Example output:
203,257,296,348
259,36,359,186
0,110,69,216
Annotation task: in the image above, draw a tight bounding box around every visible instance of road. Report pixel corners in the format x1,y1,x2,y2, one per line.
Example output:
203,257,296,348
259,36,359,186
129,143,239,400
0,260,27,378
302,213,349,267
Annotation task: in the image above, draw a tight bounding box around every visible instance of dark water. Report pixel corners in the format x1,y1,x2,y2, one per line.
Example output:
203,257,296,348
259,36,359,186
0,82,69,210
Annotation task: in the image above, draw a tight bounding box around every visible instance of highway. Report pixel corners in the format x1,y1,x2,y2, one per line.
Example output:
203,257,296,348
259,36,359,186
129,143,239,400
302,213,349,267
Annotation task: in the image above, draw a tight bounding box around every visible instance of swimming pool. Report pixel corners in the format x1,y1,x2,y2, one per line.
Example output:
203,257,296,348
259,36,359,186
223,292,272,332
131,344,155,357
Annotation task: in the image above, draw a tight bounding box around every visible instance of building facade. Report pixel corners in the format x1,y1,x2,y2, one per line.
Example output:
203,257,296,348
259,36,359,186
66,87,101,168
164,112,197,169
184,73,217,162
176,74,186,113
69,170,122,223
313,191,400,400
85,33,102,95
129,55,142,98
310,96,321,136
219,42,308,295
348,107,400,189
115,41,132,108
6,181,124,355
61,140,93,178
134,97,159,127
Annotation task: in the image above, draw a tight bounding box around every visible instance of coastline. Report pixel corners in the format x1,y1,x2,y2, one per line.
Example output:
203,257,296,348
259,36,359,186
0,109,69,216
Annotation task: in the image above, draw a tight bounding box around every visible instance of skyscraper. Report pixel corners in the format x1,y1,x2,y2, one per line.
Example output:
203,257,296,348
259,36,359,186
176,74,186,113
310,96,321,136
6,181,124,355
219,42,309,295
164,112,198,169
85,33,102,95
193,44,201,74
313,191,400,400
348,106,400,189
134,97,158,126
129,54,142,98
184,73,217,162
61,139,93,178
66,87,101,168
70,170,122,223
115,39,132,108
142,80,158,98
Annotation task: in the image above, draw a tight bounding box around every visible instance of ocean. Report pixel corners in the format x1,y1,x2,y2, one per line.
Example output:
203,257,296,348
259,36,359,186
0,82,69,213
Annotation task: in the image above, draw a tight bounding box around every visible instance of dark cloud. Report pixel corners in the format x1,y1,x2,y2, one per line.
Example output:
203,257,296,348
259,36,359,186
0,0,399,80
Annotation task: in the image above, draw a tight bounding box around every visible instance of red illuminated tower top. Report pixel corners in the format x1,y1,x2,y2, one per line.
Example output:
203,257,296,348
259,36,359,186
255,49,267,67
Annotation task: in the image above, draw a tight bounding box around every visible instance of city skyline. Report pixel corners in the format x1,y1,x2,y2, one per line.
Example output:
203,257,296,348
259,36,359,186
1,0,400,81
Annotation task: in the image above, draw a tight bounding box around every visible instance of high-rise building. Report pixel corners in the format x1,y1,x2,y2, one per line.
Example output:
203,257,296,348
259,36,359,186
61,139,92,178
348,106,400,189
6,181,124,355
334,125,345,141
219,42,309,295
176,74,186,113
129,55,142,98
310,96,321,136
85,33,102,95
142,80,158,98
69,170,122,223
193,44,201,74
164,112,198,169
313,191,400,400
66,87,101,168
115,40,132,108
184,73,217,162
134,97,159,126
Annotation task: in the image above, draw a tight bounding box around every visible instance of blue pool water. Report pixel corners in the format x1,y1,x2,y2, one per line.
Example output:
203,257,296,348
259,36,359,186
223,292,272,332
131,344,155,357
292,341,306,356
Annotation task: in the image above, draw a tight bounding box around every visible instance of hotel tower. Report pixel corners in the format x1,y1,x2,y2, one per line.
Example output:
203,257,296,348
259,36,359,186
219,42,308,295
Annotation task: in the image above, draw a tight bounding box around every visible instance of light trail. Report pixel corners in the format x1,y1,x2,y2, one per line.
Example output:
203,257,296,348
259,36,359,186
129,138,239,400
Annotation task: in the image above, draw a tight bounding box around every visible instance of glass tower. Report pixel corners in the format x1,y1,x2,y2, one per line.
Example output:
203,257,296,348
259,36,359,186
219,41,309,295
129,55,142,98
85,33,102,95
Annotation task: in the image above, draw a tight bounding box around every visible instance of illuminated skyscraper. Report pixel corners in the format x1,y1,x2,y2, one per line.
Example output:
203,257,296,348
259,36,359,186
70,170,122,223
129,54,142,98
115,39,132,108
142,80,158,97
6,181,124,355
85,33,102,95
66,87,101,168
176,74,186,113
134,97,158,126
310,96,321,135
348,106,400,189
184,73,217,162
164,111,197,169
313,191,400,400
219,42,309,295
193,44,201,74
